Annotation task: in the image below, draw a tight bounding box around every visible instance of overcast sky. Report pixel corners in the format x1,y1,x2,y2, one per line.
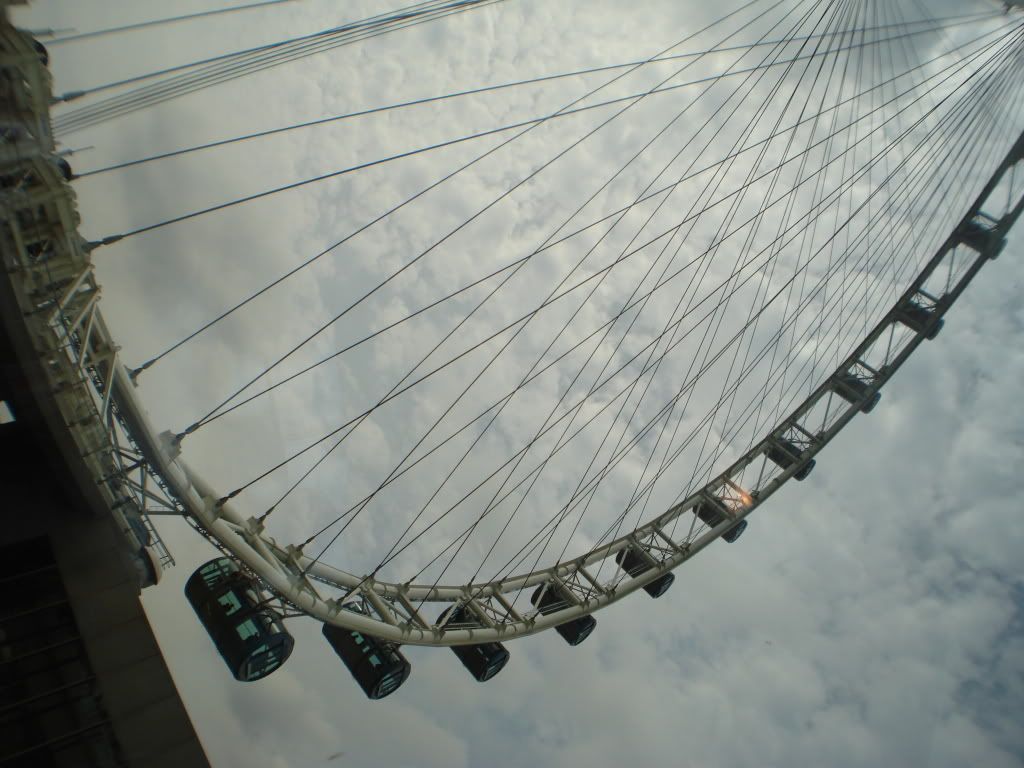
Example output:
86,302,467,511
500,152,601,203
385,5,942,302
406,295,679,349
11,1,1024,767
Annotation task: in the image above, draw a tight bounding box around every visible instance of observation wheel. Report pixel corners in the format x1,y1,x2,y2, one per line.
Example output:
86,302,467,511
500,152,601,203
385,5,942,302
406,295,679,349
3,0,1024,695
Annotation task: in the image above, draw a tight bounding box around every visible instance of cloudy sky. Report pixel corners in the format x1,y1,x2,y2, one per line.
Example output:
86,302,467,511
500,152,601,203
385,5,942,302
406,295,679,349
11,1,1024,766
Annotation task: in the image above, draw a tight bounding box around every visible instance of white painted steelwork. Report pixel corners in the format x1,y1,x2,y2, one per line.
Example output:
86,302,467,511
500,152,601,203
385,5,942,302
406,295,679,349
0,20,175,578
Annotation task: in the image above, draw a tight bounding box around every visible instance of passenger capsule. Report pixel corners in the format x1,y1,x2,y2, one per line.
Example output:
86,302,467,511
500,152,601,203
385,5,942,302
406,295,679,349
530,584,596,646
438,605,510,682
614,547,675,597
694,498,748,543
895,301,943,340
322,623,411,700
184,558,294,682
833,373,881,413
954,217,1005,259
766,439,816,481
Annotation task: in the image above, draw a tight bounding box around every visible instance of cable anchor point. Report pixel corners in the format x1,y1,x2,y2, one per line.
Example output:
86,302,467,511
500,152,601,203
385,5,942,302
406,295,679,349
128,359,155,383
257,506,276,524
215,489,241,509
175,422,201,443
84,234,124,252
54,90,85,104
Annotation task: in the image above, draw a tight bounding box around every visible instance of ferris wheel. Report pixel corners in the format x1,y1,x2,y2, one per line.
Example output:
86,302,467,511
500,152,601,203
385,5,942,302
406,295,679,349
2,0,1023,699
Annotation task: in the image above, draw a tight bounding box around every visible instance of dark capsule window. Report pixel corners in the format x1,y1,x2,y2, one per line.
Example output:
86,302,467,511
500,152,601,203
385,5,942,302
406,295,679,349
793,460,816,482
530,584,597,646
615,548,675,598
246,642,285,679
556,615,596,646
897,302,943,340
451,640,510,682
834,374,880,413
184,557,294,682
439,605,510,682
767,440,816,481
722,519,748,543
955,218,1003,258
695,501,747,544
695,500,725,528
197,557,238,589
322,623,411,700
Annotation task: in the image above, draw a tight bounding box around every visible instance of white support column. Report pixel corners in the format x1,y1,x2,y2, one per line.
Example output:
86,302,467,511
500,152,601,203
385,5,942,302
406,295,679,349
651,526,685,554
552,575,581,606
76,302,98,371
575,565,606,596
48,263,92,325
64,288,98,336
394,590,433,630
362,584,399,627
99,349,117,421
491,591,523,624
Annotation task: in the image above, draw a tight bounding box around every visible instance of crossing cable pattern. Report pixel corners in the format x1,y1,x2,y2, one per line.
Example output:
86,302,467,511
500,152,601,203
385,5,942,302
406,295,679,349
51,0,508,131
139,29,1011,432
166,0,780,449
74,9,998,179
424,0,891,598
37,0,1024,644
211,9,1011,503
207,3,1015,573
45,0,302,46
109,10,1012,390
86,12,1003,246
419,9,1024,598
81,15,1002,419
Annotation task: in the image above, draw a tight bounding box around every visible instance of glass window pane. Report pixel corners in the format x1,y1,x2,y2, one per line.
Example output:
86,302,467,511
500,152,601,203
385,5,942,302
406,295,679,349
217,591,243,616
249,655,281,679
201,559,237,588
200,563,221,587
246,643,285,679
378,671,403,695
236,619,261,641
